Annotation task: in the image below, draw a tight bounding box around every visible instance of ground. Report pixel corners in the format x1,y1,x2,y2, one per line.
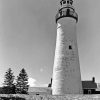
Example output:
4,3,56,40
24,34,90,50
0,94,100,100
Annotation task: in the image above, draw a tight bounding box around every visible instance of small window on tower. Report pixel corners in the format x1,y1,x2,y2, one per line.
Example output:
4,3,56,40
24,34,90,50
59,11,62,16
67,9,70,14
67,1,69,4
63,0,66,4
60,1,62,6
69,45,72,50
70,0,73,5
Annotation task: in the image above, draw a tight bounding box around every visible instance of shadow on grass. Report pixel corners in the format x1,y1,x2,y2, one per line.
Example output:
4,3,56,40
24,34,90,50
0,97,26,100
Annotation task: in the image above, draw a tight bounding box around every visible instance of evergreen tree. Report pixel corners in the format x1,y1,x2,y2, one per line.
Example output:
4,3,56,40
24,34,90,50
3,68,15,94
16,68,29,94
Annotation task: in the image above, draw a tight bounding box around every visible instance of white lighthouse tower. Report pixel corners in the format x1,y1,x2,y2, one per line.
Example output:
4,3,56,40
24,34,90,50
52,0,83,95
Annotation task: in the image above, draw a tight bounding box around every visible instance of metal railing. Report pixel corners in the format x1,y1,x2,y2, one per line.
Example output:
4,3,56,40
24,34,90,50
56,8,78,23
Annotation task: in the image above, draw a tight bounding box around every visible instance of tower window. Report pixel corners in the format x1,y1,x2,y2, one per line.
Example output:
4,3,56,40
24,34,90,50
60,1,62,6
70,0,73,5
59,11,62,16
63,0,66,4
67,1,69,4
69,45,72,50
36,93,39,95
67,9,70,14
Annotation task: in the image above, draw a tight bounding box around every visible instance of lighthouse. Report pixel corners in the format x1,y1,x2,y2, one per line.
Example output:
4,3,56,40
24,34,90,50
52,0,83,95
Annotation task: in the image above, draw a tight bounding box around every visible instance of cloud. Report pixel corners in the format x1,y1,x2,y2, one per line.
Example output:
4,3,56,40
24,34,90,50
40,68,44,72
40,66,47,72
38,83,48,87
28,77,48,87
41,84,48,87
28,77,37,87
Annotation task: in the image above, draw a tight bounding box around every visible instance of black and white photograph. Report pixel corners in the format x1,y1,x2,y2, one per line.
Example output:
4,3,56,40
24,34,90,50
0,0,100,99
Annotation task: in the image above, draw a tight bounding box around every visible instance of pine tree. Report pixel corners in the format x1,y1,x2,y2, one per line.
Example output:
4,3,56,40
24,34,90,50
3,68,15,94
16,68,29,94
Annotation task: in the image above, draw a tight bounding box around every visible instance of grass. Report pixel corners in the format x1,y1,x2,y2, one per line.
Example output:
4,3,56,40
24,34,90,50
0,94,100,100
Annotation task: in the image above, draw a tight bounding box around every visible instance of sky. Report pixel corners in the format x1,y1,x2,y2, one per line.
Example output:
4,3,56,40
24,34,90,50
0,0,100,87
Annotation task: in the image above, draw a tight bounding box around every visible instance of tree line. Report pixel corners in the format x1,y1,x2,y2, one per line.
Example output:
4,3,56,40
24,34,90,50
0,68,29,94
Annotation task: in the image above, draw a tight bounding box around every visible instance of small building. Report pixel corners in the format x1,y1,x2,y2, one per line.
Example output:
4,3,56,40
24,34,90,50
48,77,97,94
82,77,97,94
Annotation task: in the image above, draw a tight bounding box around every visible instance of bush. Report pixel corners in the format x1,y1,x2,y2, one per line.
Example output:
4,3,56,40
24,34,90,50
2,85,16,94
